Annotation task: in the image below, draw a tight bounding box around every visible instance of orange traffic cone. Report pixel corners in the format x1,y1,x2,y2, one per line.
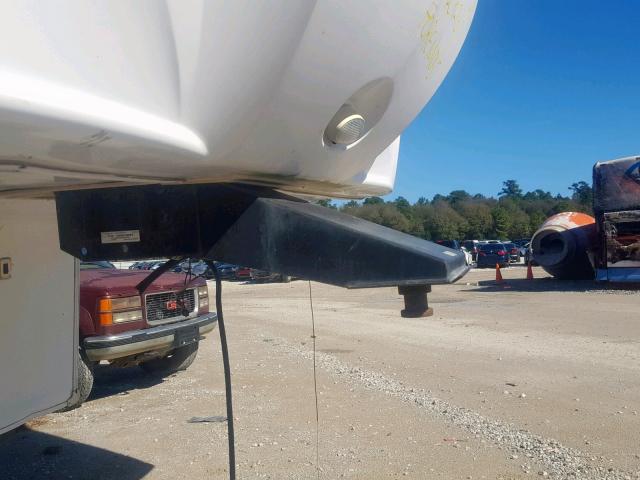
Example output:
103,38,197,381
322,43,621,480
495,263,504,283
526,261,534,280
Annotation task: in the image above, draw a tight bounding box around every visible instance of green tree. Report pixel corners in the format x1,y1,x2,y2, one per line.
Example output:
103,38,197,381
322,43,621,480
425,201,468,240
393,196,412,218
363,196,384,205
447,190,471,206
492,206,511,239
499,180,523,198
524,189,553,201
569,181,593,209
316,199,336,209
552,199,572,215
457,201,493,239
336,179,591,243
352,204,411,233
507,210,531,239
529,210,546,233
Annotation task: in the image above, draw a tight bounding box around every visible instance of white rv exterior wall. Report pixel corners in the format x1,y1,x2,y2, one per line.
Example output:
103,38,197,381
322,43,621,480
0,199,77,433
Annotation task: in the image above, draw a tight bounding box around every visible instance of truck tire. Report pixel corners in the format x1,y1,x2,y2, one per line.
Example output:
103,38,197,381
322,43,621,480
58,351,94,411
280,274,291,283
140,342,199,376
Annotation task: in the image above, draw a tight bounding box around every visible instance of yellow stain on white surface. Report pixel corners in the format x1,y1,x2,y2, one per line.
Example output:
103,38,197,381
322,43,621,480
419,2,442,78
420,0,475,78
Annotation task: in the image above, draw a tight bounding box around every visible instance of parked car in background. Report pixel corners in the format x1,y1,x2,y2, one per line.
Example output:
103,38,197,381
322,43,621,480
461,247,473,265
502,242,521,263
172,260,187,273
517,241,530,258
435,240,473,265
133,258,241,280
215,263,239,280
436,239,461,250
171,259,213,279
462,240,480,261
184,260,212,278
235,266,252,281
75,261,216,409
250,269,292,283
476,243,510,268
136,260,163,270
523,243,539,266
84,260,116,269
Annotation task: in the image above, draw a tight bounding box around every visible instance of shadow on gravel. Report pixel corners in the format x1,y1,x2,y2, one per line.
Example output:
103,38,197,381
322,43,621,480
88,365,165,402
461,277,640,294
0,427,153,479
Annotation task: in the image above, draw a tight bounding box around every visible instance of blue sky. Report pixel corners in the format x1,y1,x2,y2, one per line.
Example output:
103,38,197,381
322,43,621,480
392,0,640,202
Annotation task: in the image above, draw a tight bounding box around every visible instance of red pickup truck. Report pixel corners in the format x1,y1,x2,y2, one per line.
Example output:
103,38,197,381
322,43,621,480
73,261,217,409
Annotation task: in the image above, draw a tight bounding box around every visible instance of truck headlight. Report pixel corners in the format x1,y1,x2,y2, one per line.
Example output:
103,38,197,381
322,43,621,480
112,310,144,324
198,286,209,309
98,296,143,325
110,296,141,310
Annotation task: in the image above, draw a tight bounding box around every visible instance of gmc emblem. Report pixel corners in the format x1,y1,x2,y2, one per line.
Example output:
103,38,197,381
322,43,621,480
166,300,178,310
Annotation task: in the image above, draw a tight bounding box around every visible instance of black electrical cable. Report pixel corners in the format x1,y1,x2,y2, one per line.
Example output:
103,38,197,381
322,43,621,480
308,281,320,479
137,256,235,479
135,258,182,295
211,263,236,480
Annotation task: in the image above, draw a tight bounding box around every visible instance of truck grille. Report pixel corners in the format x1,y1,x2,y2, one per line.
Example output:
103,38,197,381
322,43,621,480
145,289,197,324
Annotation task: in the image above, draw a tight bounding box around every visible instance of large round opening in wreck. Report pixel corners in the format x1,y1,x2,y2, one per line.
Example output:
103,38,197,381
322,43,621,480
532,229,571,267
530,213,597,280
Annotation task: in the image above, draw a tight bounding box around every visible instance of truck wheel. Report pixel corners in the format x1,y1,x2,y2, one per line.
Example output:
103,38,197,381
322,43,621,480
141,342,199,376
58,351,94,411
280,274,291,283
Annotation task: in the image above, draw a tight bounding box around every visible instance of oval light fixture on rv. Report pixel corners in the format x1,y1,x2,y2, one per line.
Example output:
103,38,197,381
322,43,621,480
324,105,366,146
323,77,394,149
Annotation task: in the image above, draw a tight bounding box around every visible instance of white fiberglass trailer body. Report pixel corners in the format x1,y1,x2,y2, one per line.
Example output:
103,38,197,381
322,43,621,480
0,0,475,198
0,1,476,432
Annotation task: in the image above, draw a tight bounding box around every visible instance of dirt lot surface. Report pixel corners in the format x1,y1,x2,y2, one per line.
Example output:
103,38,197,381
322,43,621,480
2,266,640,479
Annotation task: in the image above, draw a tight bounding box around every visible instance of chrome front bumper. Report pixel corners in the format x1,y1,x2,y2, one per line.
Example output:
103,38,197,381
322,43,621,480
83,313,217,361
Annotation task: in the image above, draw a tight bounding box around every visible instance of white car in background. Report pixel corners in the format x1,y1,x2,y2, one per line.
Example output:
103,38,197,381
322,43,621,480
461,247,474,266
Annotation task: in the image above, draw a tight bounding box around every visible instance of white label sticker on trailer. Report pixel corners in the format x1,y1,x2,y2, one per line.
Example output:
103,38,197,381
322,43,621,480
100,230,140,244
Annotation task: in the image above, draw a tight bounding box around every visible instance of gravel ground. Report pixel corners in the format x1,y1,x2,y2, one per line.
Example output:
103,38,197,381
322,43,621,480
277,340,632,479
1,266,639,479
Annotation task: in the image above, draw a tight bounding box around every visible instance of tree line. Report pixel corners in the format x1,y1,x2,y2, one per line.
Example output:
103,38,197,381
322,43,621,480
319,180,593,241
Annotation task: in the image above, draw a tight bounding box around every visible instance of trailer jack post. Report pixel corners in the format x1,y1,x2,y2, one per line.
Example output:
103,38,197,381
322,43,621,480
398,284,433,318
